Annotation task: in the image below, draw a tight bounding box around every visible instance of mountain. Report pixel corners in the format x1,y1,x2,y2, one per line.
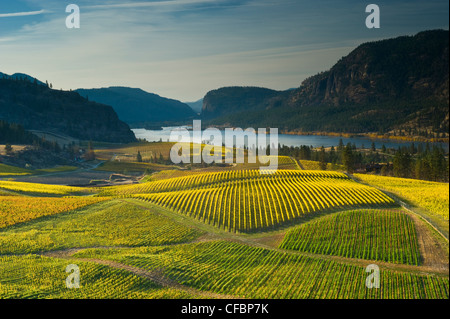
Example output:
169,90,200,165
202,30,449,137
76,87,197,126
185,99,203,114
0,77,136,143
0,72,45,85
202,87,285,120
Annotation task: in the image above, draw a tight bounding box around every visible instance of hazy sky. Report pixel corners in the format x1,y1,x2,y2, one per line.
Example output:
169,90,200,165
0,0,448,101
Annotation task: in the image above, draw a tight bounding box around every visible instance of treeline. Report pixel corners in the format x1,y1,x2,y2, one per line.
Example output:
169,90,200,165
0,120,38,144
392,145,448,182
278,139,449,182
0,120,62,153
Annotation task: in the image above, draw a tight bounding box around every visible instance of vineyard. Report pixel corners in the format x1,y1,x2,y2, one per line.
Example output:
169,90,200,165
0,163,448,300
0,181,97,196
0,255,194,299
355,174,449,221
105,170,397,232
0,200,202,254
102,169,372,195
0,196,106,229
73,241,449,299
279,209,420,265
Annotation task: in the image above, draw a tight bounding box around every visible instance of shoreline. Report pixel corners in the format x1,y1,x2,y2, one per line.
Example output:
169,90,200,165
280,131,449,144
132,127,449,146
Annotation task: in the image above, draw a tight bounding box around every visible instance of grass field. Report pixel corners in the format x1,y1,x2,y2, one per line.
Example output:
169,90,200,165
34,166,78,174
299,160,345,171
0,163,32,176
95,161,177,173
0,164,78,176
94,142,175,162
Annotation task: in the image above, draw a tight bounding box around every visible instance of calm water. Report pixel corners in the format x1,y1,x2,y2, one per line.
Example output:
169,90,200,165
133,127,448,150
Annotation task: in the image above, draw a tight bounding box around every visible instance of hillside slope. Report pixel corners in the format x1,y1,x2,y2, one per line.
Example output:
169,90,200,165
76,87,197,126
0,78,136,143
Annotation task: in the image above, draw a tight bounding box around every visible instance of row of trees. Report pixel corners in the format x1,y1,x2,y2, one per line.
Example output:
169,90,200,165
279,139,449,182
136,151,165,164
0,120,37,145
392,146,448,182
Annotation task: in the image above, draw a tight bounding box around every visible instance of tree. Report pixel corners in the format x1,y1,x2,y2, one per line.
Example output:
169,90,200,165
329,146,337,164
415,157,432,180
430,146,446,182
136,150,143,162
342,143,355,174
380,165,388,176
337,139,344,152
371,142,376,152
4,143,13,156
319,146,327,170
393,148,412,178
85,141,96,161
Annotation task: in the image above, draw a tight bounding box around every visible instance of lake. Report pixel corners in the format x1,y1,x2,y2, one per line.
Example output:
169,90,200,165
132,127,448,150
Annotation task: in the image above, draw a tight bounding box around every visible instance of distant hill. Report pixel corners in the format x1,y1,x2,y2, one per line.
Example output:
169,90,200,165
76,87,197,126
185,99,203,114
0,77,136,143
202,30,449,137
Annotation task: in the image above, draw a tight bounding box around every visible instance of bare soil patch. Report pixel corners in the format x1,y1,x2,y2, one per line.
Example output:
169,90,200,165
405,211,449,271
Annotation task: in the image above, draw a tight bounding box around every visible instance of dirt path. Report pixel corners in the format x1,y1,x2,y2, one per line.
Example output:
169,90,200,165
77,258,239,299
404,211,449,271
40,247,238,299
292,157,304,170
346,173,449,273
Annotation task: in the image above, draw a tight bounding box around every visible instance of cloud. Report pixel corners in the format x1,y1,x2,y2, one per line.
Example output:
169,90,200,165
0,0,448,101
85,0,218,10
0,9,47,18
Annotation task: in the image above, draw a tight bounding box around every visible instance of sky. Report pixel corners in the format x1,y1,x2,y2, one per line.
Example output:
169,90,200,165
0,0,448,101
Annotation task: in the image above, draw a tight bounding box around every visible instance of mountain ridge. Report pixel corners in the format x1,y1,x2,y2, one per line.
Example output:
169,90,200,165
76,86,197,126
0,78,136,143
201,30,449,138
0,72,45,86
